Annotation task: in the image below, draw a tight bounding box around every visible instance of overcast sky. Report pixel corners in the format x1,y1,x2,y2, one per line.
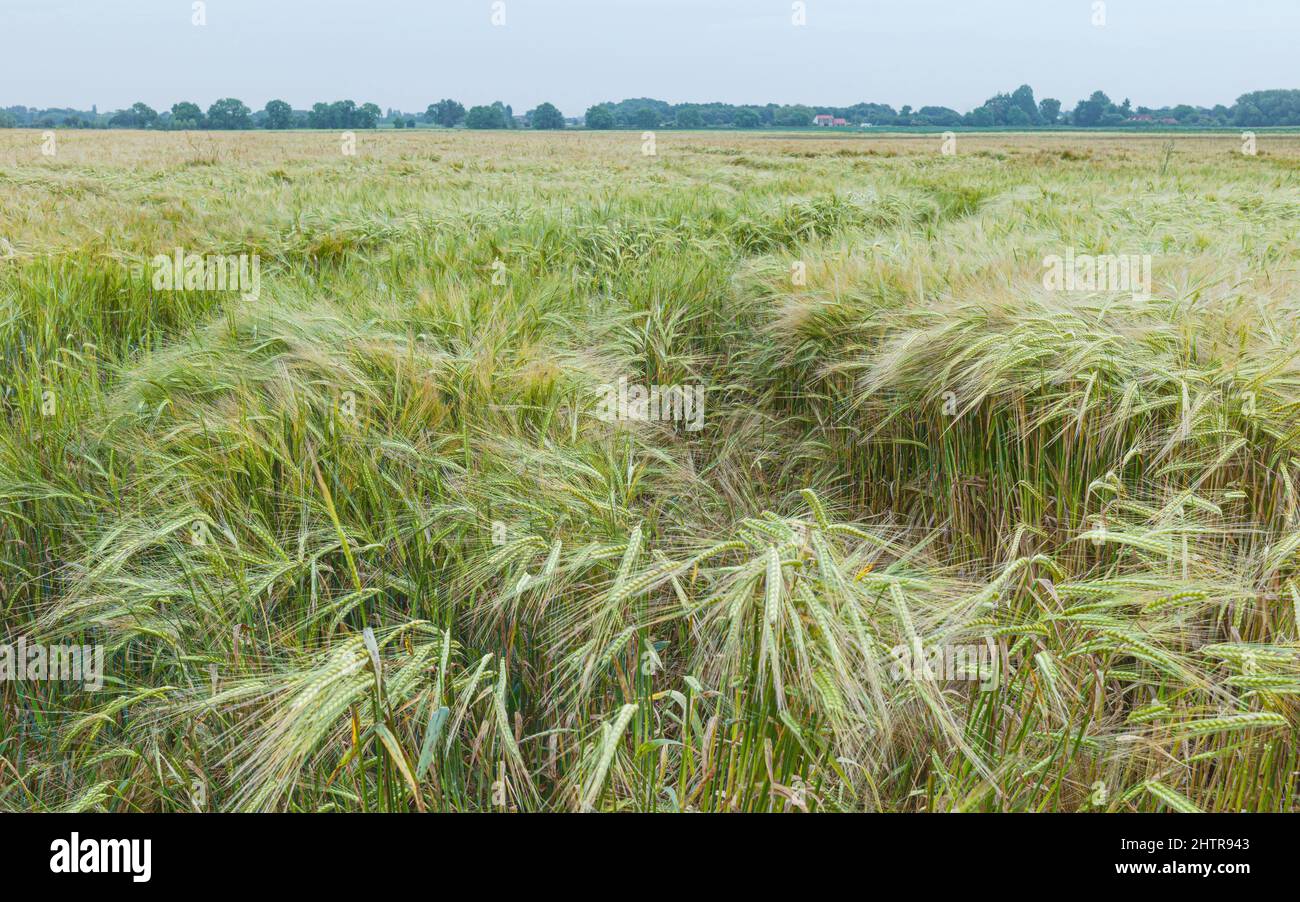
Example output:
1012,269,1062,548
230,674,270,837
2,0,1295,115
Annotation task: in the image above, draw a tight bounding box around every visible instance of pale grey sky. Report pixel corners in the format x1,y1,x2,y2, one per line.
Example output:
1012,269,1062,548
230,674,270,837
2,0,1295,115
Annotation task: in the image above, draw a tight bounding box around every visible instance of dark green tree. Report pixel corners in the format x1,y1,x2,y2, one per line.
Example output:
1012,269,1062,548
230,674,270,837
358,103,382,129
675,108,704,128
427,99,466,127
916,106,962,126
1233,103,1264,126
1234,90,1300,126
206,98,252,129
264,100,293,130
109,103,157,128
1072,91,1113,127
328,100,358,128
465,104,508,128
584,105,615,129
530,102,565,129
772,105,813,127
307,103,332,128
131,102,159,128
170,101,204,129
1011,84,1042,125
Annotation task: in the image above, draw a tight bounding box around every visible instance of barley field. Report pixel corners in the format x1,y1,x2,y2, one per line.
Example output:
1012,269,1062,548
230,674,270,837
1,128,1299,813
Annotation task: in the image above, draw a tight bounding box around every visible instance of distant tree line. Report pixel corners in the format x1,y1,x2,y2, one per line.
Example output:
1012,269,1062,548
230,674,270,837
581,88,1300,129
5,88,1300,130
0,97,570,131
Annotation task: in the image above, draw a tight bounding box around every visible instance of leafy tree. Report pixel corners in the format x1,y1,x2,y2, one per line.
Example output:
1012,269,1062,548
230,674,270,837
465,105,507,129
849,102,897,125
584,105,615,129
131,102,159,128
358,103,382,129
698,104,738,126
108,103,157,129
675,108,704,128
329,100,358,129
170,101,204,129
307,103,332,129
206,98,252,130
916,106,962,127
1072,91,1113,127
631,107,659,129
427,99,466,127
0,111,17,129
967,93,1012,126
733,109,761,128
603,98,673,125
299,100,380,129
772,105,813,127
530,102,565,130
1234,103,1264,127
264,100,293,130
1038,98,1061,124
1234,89,1300,126
1010,84,1042,125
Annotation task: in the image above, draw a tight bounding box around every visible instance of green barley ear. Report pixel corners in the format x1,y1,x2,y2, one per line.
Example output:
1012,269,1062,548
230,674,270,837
1289,579,1300,639
801,488,830,528
1172,712,1288,739
1142,781,1201,813
578,703,638,812
54,781,116,814
765,546,784,627
612,524,643,595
